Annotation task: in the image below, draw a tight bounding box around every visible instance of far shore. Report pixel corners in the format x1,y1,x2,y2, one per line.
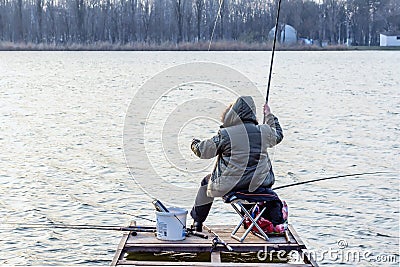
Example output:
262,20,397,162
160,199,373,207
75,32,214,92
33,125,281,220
1,41,399,51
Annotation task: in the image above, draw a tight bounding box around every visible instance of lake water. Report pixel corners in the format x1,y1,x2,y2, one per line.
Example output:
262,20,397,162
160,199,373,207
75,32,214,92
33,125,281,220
0,51,399,266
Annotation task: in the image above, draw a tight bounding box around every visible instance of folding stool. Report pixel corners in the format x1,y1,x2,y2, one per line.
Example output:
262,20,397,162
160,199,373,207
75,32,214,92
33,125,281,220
224,192,269,242
223,187,283,242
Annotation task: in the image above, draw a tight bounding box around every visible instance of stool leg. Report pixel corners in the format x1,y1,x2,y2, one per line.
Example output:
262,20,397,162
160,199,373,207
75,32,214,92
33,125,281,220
238,204,269,241
229,202,269,242
230,203,246,237
248,207,269,241
231,203,257,242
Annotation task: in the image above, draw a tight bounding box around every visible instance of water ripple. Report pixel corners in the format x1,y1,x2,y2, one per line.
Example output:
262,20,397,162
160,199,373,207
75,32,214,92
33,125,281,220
0,51,399,266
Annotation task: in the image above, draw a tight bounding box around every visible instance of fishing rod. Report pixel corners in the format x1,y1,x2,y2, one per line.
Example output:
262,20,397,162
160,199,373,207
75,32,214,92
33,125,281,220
265,0,283,106
1,223,156,232
273,171,391,190
203,224,233,252
1,220,207,239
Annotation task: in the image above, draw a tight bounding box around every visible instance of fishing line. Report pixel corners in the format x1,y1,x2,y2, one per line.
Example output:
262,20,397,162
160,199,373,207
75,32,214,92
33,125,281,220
26,162,157,223
68,192,155,223
60,190,156,223
208,0,225,51
273,171,391,190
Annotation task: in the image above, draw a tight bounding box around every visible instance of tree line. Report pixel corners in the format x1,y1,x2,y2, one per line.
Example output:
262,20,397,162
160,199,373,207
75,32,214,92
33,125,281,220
0,0,399,48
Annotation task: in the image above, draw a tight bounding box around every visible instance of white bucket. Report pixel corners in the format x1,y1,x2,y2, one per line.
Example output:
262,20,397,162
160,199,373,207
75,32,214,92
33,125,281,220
156,207,187,241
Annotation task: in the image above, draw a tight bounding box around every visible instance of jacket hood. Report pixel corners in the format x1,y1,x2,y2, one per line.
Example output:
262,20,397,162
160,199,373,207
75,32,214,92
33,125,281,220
222,96,258,127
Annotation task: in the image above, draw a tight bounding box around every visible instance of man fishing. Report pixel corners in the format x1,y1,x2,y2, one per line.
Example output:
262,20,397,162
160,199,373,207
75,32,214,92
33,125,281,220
190,96,284,231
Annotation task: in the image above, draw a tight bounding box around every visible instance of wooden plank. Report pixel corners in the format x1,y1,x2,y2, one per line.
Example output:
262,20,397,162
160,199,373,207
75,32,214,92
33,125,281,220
210,251,221,263
122,224,304,254
123,242,303,253
300,249,319,267
111,221,136,267
288,224,305,248
284,230,291,243
117,259,312,266
126,225,295,245
111,232,130,266
114,223,315,266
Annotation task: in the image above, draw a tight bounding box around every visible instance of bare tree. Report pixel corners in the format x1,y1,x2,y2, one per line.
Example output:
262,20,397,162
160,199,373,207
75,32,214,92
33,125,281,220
15,0,24,41
0,0,398,47
194,0,204,41
173,0,184,43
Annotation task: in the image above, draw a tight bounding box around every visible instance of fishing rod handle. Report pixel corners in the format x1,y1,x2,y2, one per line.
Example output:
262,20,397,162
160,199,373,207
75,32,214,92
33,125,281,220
226,244,233,252
189,230,208,239
152,199,169,212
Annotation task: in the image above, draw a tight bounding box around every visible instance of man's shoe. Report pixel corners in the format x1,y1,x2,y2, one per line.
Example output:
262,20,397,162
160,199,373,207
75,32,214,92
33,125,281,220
192,221,203,232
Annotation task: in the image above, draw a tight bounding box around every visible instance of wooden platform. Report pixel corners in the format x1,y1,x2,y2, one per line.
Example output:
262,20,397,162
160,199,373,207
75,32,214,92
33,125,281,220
111,224,318,266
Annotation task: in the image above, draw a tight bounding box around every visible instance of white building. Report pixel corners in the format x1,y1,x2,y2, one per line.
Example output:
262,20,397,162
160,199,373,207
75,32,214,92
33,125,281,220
380,32,400,46
269,24,297,45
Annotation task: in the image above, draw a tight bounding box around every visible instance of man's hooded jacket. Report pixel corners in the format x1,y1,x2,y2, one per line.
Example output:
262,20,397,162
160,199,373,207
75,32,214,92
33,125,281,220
191,96,283,197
